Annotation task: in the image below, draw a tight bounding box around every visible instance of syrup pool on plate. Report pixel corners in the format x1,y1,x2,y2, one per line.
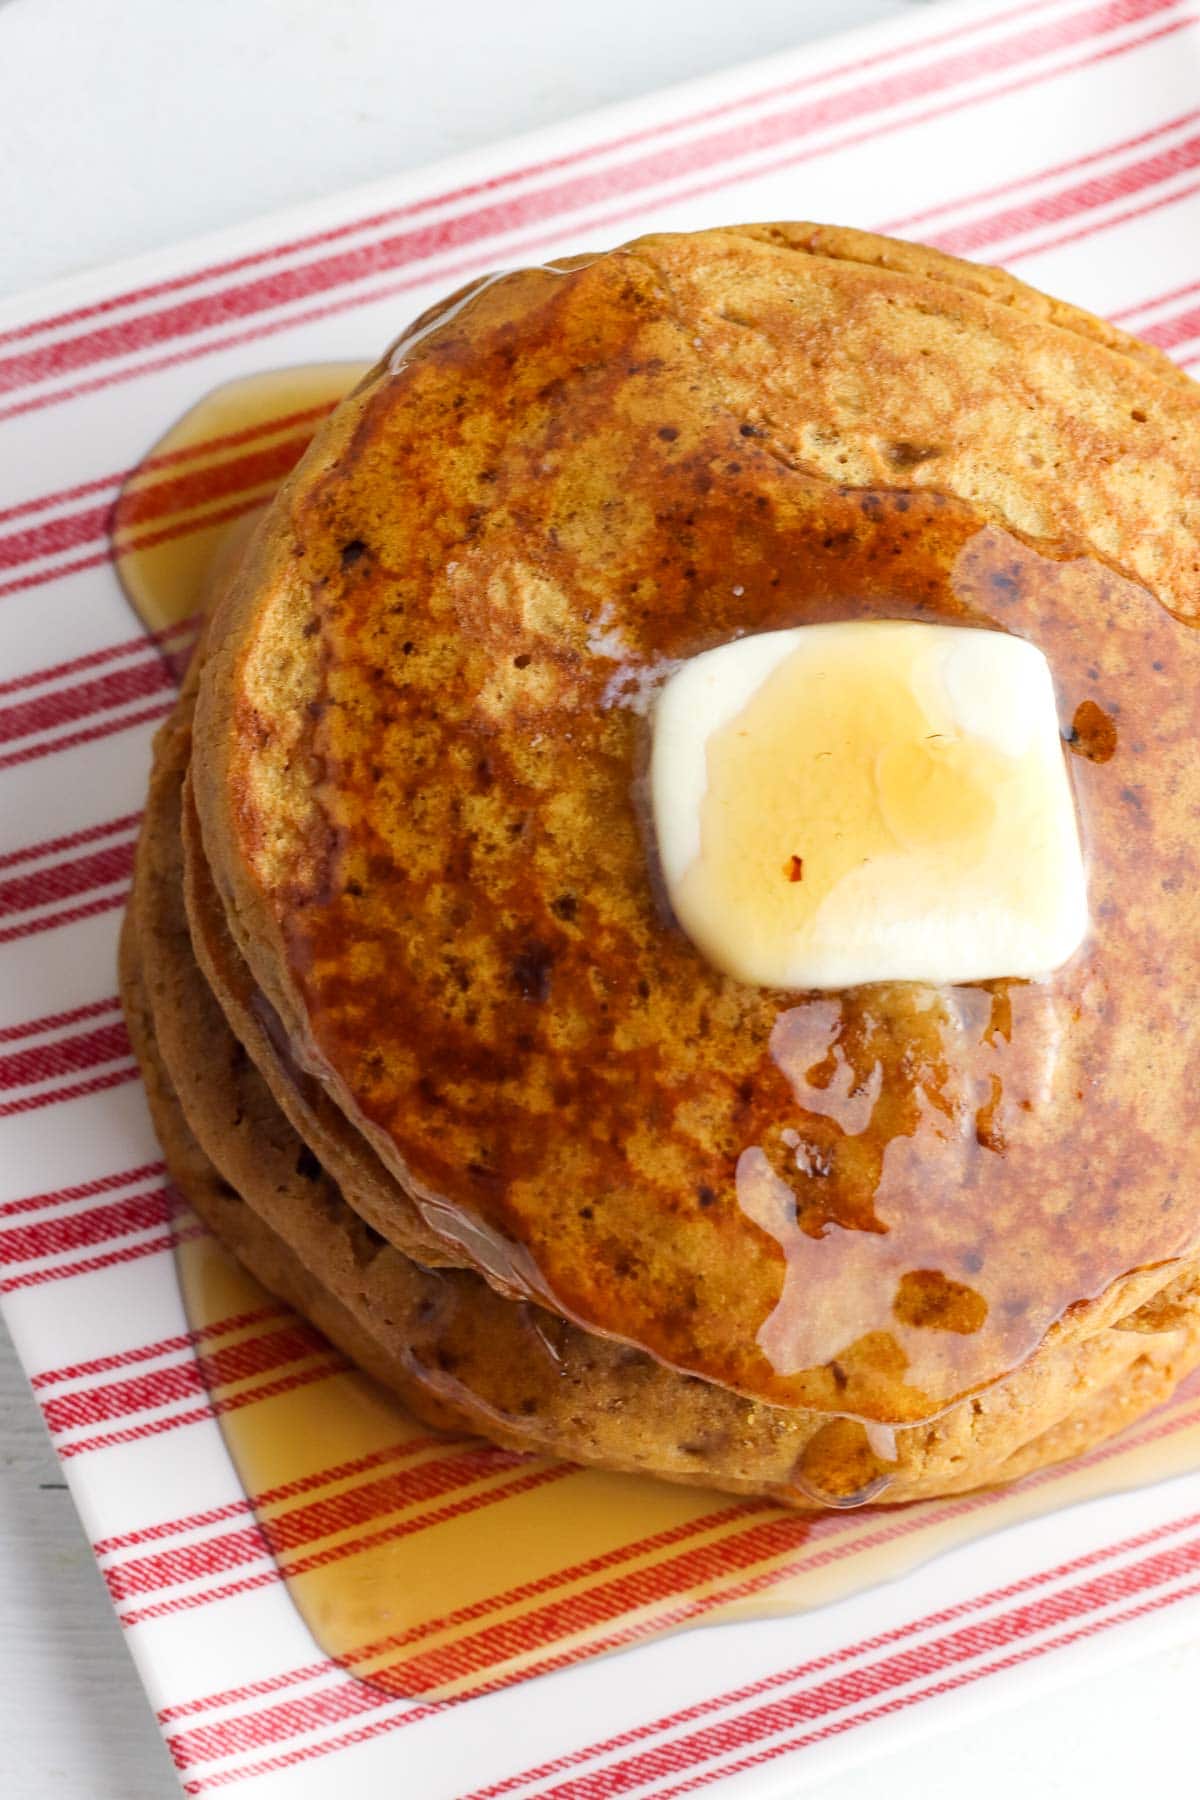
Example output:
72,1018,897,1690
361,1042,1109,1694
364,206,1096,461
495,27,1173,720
122,366,1200,1703
112,361,371,638
174,1223,1200,1701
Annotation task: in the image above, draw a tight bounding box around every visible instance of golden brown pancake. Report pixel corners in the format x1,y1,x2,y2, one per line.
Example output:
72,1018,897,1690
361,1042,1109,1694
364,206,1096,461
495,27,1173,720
191,223,1200,1428
122,669,1200,1506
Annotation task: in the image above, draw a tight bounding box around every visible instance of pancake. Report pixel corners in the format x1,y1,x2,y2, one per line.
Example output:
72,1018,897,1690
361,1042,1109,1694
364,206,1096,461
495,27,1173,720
119,910,466,1436
179,761,473,1276
122,655,1200,1507
191,222,1200,1429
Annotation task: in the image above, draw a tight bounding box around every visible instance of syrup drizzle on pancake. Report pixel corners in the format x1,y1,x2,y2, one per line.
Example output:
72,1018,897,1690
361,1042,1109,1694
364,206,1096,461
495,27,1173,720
119,355,1200,1698
248,253,1199,1427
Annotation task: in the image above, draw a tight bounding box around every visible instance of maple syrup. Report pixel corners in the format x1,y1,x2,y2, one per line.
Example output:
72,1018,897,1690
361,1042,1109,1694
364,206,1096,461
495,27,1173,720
123,367,1200,1704
249,251,1200,1436
175,1216,1200,1701
113,361,370,637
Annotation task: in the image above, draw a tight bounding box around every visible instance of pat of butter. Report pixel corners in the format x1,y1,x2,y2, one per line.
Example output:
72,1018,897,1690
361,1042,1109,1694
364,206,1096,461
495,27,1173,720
650,620,1088,989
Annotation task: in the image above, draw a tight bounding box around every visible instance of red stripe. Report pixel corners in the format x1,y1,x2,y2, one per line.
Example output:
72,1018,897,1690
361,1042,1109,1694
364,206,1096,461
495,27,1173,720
4,68,1199,615
0,1018,130,1091
648,1575,1200,1800
33,1302,284,1389
0,0,1057,356
579,1548,1200,1800
170,1511,1200,1791
0,0,1174,420
160,1465,566,1763
0,696,174,768
143,1476,921,1670
563,1540,1200,1800
0,622,192,703
0,102,1184,603
368,1396,1172,1702
0,1221,190,1296
109,1443,534,1601
123,1464,572,1635
0,544,109,599
0,430,314,577
1006,168,1200,265
0,496,117,573
0,1061,140,1120
1,1159,161,1220
924,125,1200,256
0,811,141,876
170,1391,1200,1782
0,486,266,604
0,838,134,915
114,1520,282,1606
0,1184,169,1266
159,1656,355,1732
387,1514,821,1698
1140,298,1200,347
0,837,134,939
0,888,129,946
152,1515,753,1727
60,1348,345,1459
157,1498,903,1732
462,1513,1200,1800
173,1501,764,1721
98,1433,444,1558
0,996,122,1048
122,1463,564,1625
1112,271,1200,320
0,3,1182,493
882,103,1199,234
0,399,339,535
44,1322,330,1433
112,428,317,532
0,116,1176,597
0,656,173,747
0,465,138,530
167,1661,407,1772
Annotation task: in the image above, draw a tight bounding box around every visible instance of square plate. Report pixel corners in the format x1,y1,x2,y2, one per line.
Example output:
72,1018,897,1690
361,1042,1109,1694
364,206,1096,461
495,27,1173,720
5,1,1200,1793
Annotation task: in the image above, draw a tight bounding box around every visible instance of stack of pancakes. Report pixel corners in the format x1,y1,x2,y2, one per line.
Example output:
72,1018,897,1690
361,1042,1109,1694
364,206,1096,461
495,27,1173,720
121,223,1200,1509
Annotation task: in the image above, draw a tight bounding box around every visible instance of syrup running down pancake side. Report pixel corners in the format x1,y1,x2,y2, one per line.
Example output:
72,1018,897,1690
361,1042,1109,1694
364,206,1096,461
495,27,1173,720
192,244,1200,1433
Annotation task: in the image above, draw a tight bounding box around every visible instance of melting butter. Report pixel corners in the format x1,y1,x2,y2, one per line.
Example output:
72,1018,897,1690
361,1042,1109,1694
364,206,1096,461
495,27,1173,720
650,620,1088,989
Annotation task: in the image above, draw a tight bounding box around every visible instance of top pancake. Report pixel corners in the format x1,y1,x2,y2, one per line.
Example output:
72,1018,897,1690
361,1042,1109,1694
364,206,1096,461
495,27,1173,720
192,222,1200,1425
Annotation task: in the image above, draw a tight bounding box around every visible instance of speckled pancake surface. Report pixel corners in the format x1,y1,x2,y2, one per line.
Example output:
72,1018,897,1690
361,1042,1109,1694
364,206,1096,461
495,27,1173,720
192,223,1200,1427
122,670,1200,1508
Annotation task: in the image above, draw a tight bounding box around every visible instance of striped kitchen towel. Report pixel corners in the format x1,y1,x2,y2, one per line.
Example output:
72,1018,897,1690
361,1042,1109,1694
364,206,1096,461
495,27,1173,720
5,1,1200,1793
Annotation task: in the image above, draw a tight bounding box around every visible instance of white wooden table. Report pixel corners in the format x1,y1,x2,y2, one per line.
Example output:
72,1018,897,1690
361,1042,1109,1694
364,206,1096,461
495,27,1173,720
3,2,1199,1794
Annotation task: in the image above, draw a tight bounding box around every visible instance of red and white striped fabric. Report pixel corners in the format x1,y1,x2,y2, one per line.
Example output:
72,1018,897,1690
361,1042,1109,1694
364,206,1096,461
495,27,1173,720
6,1,1200,1791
